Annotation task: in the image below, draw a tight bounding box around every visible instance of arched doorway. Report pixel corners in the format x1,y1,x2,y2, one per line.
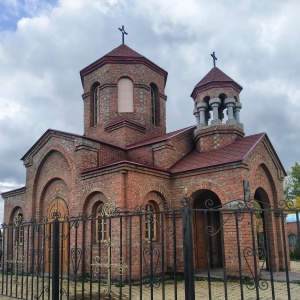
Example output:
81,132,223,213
254,188,271,269
193,190,223,270
46,198,69,275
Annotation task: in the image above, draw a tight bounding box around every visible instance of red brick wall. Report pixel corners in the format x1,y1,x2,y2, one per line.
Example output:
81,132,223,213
2,188,26,224
287,222,298,234
153,130,195,169
98,143,126,166
127,146,154,166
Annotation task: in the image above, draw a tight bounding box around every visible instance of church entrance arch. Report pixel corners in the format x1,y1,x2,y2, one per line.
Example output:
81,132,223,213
192,190,223,270
46,198,69,275
254,188,271,270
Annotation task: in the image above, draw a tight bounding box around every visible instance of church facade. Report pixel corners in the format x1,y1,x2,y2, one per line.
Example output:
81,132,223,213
2,43,287,275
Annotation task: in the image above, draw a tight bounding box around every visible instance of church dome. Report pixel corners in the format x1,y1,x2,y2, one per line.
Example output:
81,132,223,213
191,67,242,99
80,44,167,85
79,43,168,147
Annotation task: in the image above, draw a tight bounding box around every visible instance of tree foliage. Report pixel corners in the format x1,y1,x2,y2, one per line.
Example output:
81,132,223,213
291,163,300,197
284,162,300,210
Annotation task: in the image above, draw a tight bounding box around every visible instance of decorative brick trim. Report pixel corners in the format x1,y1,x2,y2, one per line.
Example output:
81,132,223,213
81,162,170,180
1,187,26,198
105,119,146,133
81,92,90,100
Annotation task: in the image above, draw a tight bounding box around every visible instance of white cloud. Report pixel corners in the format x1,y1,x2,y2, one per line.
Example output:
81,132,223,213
0,100,22,121
0,180,23,194
0,0,300,223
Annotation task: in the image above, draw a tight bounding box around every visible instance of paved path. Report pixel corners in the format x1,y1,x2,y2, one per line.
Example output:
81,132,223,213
1,262,299,299
0,278,299,299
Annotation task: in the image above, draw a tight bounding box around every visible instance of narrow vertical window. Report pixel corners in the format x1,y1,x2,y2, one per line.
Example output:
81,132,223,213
150,87,156,125
15,213,23,245
145,202,156,240
118,78,133,112
93,85,100,125
95,203,106,242
150,83,160,126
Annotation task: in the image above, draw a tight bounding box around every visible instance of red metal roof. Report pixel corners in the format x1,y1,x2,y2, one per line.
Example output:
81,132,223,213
195,67,239,88
105,44,144,58
80,44,168,85
169,133,265,173
191,67,243,98
126,126,195,149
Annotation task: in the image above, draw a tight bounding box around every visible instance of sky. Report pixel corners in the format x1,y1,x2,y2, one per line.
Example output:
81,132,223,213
0,0,300,223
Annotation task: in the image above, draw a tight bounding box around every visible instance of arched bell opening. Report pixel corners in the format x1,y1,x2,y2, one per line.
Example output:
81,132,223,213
218,93,227,122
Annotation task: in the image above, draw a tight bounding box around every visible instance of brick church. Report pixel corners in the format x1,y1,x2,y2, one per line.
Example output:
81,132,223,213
2,41,286,274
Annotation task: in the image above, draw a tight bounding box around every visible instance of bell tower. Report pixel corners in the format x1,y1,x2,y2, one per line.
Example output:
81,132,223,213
191,56,244,152
80,41,168,147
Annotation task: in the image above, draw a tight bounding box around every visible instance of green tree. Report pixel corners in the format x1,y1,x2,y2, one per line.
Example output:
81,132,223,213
284,162,300,210
291,163,300,197
284,170,293,200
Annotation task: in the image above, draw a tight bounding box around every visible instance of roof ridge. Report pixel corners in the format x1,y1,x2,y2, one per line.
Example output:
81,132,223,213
242,132,266,160
126,126,195,149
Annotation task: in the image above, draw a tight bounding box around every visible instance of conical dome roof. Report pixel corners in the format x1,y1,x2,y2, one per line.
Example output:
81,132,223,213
104,44,144,58
191,67,242,98
80,44,167,84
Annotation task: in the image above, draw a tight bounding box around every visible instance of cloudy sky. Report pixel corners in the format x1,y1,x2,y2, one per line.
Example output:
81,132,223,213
0,0,300,222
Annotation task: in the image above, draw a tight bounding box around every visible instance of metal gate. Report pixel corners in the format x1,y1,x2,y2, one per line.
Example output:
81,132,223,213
0,197,299,299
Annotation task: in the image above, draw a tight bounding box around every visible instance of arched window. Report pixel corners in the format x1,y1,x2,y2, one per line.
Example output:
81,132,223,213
91,82,100,126
150,83,159,126
145,201,157,240
15,213,24,245
95,202,107,242
118,78,133,112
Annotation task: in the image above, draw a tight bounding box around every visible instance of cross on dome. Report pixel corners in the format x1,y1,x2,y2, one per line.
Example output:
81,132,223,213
118,25,128,44
211,51,217,68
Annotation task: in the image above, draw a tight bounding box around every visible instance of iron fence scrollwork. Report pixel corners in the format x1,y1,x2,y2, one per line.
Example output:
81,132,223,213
0,195,298,299
243,247,268,291
91,238,127,295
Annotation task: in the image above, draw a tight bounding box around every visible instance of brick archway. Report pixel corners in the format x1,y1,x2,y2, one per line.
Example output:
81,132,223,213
254,187,277,271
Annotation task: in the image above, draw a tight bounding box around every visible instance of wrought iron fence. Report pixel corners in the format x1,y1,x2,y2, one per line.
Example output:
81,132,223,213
0,198,300,300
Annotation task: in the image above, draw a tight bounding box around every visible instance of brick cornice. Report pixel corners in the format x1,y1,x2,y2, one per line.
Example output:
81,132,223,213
105,119,146,133
194,125,244,140
81,161,170,180
191,82,242,99
81,91,90,100
1,186,26,199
